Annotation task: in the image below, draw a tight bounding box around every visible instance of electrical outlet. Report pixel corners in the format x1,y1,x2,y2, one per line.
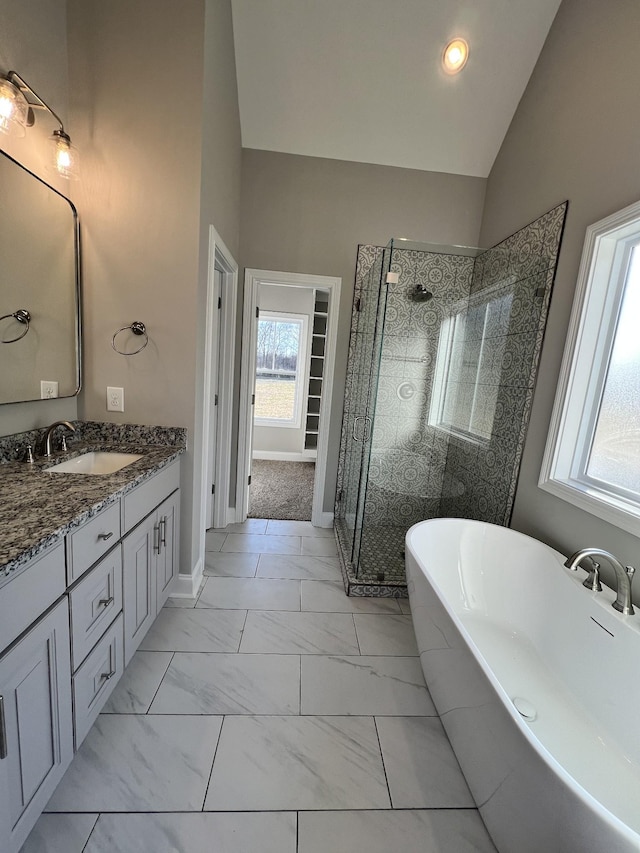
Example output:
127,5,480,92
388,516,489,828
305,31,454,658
40,380,59,399
107,386,124,412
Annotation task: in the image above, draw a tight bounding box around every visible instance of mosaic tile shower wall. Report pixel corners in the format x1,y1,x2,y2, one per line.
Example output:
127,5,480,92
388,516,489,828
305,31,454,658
335,202,567,596
440,202,568,524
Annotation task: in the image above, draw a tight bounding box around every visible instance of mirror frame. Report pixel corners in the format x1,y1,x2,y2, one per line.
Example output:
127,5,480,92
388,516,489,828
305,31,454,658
0,148,82,405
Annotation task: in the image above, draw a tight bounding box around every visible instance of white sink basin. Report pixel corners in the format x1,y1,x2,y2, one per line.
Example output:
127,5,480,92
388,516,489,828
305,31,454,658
47,451,142,475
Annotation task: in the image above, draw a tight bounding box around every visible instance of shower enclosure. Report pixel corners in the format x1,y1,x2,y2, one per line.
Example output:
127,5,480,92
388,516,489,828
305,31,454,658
335,203,568,596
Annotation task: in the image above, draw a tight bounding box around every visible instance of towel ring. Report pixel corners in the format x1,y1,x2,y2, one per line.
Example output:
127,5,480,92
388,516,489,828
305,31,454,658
112,321,148,355
0,309,31,343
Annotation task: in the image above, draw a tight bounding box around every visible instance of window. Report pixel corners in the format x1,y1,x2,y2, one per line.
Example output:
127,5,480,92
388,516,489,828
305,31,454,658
254,311,308,428
429,285,512,442
540,200,640,534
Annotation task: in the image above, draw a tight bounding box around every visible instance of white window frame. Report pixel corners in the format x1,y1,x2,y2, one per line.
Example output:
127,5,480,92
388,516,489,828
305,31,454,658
429,283,511,444
254,310,309,429
540,199,640,535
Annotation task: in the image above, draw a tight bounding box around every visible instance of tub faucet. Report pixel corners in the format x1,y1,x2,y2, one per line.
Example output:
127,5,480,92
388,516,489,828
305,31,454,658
564,548,635,615
41,420,76,458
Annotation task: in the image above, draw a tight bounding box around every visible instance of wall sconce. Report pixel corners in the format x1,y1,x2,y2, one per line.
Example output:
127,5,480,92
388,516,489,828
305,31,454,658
0,70,79,180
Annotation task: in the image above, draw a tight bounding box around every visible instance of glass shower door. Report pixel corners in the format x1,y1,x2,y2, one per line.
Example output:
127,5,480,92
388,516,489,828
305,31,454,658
351,248,392,576
336,250,384,571
336,251,383,555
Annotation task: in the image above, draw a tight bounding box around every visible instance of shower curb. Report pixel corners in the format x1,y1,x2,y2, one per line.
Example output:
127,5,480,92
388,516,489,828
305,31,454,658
334,527,408,599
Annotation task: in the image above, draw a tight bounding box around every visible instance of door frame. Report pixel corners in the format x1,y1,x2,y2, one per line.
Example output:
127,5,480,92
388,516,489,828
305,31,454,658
236,269,341,527
201,226,238,533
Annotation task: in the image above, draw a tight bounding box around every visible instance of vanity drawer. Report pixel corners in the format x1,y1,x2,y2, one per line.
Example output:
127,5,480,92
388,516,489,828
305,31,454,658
73,612,124,749
69,548,123,670
66,501,121,584
123,461,179,533
0,543,66,653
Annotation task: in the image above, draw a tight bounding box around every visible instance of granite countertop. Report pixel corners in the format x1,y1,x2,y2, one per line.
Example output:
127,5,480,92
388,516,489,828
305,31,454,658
0,441,184,578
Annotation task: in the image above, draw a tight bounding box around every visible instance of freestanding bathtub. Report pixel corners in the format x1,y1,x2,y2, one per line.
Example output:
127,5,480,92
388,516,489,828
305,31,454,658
405,518,640,853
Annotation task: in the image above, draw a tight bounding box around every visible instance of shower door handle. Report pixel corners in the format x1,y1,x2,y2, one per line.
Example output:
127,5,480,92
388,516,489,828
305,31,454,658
352,416,372,443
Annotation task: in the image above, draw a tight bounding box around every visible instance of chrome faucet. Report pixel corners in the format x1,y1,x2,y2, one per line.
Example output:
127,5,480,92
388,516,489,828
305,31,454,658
564,548,635,615
41,420,76,458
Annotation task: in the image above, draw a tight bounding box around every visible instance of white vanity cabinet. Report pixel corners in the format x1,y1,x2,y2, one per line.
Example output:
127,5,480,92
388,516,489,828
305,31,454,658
0,455,181,853
0,598,74,853
122,462,180,665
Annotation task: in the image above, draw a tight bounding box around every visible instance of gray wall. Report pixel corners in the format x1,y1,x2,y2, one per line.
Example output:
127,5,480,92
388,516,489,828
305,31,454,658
0,0,79,434
191,0,242,574
67,0,241,579
479,0,640,585
239,149,487,510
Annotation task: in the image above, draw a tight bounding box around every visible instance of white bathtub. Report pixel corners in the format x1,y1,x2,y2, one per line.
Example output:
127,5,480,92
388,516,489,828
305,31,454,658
405,518,640,853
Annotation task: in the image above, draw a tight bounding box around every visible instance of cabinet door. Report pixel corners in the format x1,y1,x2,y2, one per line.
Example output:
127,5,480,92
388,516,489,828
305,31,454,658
156,490,180,611
122,516,156,666
0,599,73,853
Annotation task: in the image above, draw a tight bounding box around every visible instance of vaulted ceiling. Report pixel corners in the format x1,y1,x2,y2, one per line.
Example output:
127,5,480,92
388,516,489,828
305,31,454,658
231,0,562,177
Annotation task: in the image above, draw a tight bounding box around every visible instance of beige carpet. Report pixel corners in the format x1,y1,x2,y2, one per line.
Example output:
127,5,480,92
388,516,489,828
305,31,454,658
248,460,315,520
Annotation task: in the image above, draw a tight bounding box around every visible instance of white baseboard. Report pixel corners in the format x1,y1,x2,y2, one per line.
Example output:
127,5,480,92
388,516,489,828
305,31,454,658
253,450,314,462
227,504,244,524
170,558,204,599
316,511,334,528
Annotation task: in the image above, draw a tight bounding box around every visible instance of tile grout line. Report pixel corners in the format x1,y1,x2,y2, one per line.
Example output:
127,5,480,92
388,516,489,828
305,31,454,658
194,576,208,606
80,813,101,852
373,716,394,811
238,608,250,653
352,614,362,655
145,651,176,715
199,714,226,813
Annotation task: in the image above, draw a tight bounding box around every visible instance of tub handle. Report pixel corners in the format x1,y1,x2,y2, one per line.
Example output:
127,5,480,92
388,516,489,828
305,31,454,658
582,561,602,592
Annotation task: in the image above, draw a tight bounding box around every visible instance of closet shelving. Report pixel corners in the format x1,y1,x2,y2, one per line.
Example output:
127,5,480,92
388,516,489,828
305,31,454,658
304,292,328,453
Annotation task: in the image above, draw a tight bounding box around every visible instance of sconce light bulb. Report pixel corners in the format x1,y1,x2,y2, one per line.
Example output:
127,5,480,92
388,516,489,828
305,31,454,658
0,77,28,137
57,145,71,170
51,129,79,180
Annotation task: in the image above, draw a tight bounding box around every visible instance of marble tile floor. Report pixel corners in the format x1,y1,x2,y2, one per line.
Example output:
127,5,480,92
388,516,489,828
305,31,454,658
22,519,496,853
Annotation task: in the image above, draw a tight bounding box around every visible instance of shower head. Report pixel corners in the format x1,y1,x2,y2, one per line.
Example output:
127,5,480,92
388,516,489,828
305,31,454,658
410,284,434,302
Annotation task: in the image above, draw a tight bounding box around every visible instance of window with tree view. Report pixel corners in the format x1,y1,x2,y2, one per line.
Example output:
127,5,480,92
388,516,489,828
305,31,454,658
254,312,307,427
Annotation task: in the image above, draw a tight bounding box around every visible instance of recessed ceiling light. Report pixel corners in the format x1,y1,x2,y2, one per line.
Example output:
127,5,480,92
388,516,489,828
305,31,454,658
442,38,469,74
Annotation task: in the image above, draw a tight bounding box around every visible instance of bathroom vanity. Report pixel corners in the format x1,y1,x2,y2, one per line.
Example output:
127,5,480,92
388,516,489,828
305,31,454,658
0,433,183,853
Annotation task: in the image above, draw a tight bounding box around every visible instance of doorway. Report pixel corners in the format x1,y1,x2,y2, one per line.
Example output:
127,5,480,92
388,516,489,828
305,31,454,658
237,269,341,527
200,226,238,535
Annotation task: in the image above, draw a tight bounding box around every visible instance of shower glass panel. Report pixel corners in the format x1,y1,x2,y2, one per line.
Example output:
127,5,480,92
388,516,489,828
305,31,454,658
335,247,390,570
355,241,476,585
351,248,392,573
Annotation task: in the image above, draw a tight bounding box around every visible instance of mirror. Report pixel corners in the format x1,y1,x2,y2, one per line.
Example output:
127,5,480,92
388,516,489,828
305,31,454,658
0,148,80,404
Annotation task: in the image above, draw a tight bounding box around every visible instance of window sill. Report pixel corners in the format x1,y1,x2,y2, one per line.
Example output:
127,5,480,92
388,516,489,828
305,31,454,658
538,476,640,537
431,423,491,447
254,419,301,430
